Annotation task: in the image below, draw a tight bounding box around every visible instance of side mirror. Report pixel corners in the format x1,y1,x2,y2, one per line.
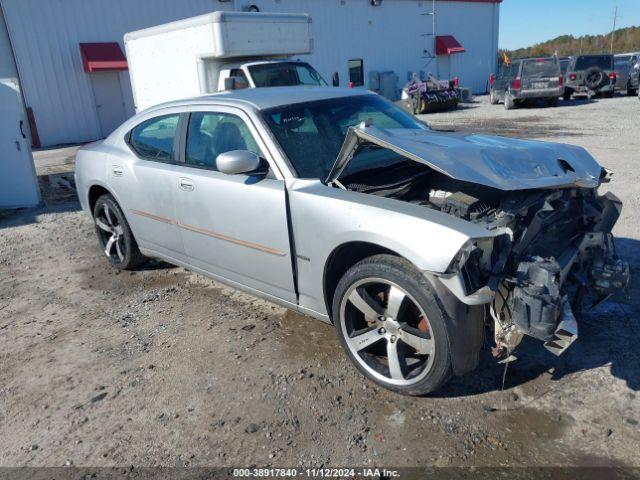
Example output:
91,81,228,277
216,150,262,175
332,72,340,87
224,76,248,91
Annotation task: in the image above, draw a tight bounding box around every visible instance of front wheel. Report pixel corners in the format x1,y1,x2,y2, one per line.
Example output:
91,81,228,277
93,194,146,270
332,255,452,396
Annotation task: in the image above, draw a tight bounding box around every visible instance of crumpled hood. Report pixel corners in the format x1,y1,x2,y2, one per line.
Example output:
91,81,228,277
326,125,604,191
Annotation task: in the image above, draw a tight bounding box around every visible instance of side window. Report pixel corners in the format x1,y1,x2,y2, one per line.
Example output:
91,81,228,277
129,114,180,161
186,112,262,169
348,59,364,87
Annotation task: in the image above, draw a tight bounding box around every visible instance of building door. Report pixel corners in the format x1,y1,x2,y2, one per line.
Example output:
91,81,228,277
90,72,127,138
0,78,40,208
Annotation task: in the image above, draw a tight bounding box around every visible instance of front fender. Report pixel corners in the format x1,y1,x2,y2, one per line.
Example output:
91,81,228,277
286,179,495,316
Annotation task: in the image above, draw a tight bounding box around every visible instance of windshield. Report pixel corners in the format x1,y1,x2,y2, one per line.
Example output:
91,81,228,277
262,95,427,179
522,58,559,77
575,55,613,70
249,62,328,88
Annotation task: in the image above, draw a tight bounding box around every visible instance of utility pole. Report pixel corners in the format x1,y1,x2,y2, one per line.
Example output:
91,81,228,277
610,5,620,53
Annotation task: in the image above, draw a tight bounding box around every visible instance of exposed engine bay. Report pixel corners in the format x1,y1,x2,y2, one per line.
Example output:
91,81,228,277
334,153,630,358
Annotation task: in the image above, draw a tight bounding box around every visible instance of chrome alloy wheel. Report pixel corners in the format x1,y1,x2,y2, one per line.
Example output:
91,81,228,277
95,203,126,263
339,278,436,386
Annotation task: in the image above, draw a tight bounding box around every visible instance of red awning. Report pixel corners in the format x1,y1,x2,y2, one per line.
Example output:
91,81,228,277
435,35,466,56
79,43,128,72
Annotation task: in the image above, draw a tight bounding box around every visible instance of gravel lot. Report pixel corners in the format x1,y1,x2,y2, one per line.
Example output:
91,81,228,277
1,94,639,469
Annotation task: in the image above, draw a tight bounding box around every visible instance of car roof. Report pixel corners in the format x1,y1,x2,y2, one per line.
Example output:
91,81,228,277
144,86,373,113
512,56,557,62
576,53,613,58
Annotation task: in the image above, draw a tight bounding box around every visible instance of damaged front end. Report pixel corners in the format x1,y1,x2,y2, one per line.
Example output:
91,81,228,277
328,123,630,359
480,191,629,357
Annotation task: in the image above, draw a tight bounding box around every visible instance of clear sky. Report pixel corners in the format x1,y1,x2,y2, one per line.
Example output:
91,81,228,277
500,0,640,50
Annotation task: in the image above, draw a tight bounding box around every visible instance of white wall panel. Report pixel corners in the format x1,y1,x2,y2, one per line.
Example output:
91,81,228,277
1,0,498,147
0,0,233,146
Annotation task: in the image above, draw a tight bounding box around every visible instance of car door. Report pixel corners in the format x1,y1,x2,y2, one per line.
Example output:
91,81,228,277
173,105,296,304
112,112,187,263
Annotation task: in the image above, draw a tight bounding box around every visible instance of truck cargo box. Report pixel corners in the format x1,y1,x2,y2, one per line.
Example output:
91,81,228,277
125,12,313,111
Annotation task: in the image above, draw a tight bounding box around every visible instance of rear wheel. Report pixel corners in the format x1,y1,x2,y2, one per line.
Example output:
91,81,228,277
627,87,637,96
332,255,452,396
489,89,499,105
547,97,559,107
93,194,146,270
563,89,572,101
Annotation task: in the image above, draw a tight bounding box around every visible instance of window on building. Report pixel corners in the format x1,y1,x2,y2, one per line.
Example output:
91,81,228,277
348,59,364,87
186,112,261,169
129,114,180,161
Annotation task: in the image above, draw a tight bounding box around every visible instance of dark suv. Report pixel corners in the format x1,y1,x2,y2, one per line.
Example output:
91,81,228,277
563,54,616,99
489,57,563,110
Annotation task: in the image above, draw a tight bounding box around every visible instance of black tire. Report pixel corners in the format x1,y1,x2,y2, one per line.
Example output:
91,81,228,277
504,91,515,110
584,67,606,90
563,89,572,101
628,88,638,96
332,254,453,396
602,90,614,98
489,89,499,105
93,194,146,270
547,97,559,107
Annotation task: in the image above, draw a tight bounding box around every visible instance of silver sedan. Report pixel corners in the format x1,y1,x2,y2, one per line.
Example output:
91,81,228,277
75,87,628,395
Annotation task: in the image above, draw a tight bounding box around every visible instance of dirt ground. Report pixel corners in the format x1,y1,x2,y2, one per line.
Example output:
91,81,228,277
1,94,639,469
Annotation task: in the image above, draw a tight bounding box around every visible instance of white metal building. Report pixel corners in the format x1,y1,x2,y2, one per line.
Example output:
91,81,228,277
0,0,500,147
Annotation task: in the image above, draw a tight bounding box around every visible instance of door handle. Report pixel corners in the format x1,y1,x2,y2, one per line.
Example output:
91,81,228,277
19,120,26,139
179,177,194,191
112,166,124,177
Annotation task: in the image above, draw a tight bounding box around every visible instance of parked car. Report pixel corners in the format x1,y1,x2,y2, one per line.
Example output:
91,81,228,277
558,56,571,75
563,54,616,99
489,57,563,109
614,53,639,95
626,55,639,97
75,87,628,396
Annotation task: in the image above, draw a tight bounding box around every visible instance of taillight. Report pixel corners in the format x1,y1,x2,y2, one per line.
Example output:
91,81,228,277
609,72,617,82
453,76,460,88
489,73,495,86
348,82,354,89
569,73,577,81
559,76,564,86
513,77,521,90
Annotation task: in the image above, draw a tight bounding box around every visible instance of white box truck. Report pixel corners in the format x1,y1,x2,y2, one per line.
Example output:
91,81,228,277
124,11,327,111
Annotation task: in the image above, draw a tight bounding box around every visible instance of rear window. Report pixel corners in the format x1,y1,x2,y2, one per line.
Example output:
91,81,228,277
522,59,559,77
614,56,632,70
129,114,180,161
575,55,613,70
